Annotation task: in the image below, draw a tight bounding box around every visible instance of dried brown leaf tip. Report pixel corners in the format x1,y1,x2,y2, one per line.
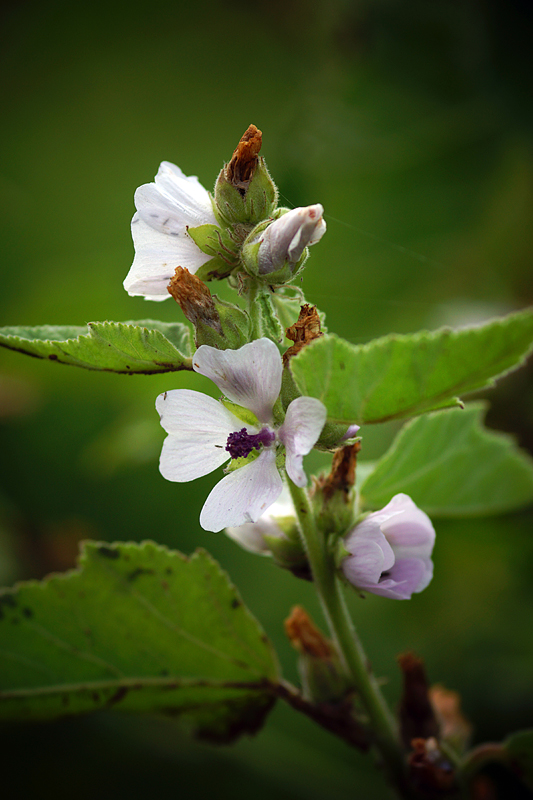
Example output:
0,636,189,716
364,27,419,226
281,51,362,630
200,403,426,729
167,267,221,332
284,605,332,659
319,442,360,502
429,684,472,748
283,304,323,366
398,651,440,748
408,737,456,794
226,124,263,191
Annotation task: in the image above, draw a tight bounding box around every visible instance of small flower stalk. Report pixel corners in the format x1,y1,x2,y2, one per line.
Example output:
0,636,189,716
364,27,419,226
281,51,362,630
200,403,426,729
341,494,435,600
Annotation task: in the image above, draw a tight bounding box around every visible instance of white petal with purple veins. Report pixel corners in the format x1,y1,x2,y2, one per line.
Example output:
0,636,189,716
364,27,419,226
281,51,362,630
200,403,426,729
200,449,283,532
124,215,212,299
279,396,327,486
124,161,217,300
193,339,283,423
157,389,244,481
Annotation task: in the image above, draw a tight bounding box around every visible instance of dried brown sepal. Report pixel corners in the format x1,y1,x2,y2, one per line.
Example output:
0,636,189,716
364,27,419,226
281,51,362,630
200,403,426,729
167,267,221,333
318,442,360,502
226,124,263,191
284,605,332,659
429,685,473,747
398,651,440,748
283,304,323,366
408,737,457,794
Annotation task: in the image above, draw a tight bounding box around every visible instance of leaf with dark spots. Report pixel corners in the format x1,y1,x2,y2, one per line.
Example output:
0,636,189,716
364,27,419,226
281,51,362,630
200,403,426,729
98,545,120,559
0,541,280,742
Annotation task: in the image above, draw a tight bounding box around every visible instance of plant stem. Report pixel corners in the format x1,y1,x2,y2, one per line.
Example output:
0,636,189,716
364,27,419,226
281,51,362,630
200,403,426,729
288,479,413,798
247,279,263,340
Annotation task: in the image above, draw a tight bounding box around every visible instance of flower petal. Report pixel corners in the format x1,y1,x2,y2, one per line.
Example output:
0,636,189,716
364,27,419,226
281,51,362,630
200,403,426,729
136,161,217,232
156,389,244,481
193,339,283,423
343,518,395,585
124,214,211,299
279,397,327,486
380,494,435,552
370,557,430,600
200,449,283,532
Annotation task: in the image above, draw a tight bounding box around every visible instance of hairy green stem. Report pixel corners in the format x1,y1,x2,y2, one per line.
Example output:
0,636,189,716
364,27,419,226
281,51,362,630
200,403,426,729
247,280,264,340
288,479,413,798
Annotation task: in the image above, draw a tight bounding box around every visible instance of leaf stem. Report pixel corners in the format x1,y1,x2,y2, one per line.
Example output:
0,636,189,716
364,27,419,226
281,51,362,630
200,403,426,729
287,478,412,797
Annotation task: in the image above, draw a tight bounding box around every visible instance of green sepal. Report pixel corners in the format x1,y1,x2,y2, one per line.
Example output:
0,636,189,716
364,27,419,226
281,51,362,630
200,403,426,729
314,423,360,453
256,288,285,342
220,401,259,428
264,528,307,572
194,295,250,351
241,214,309,285
281,366,302,411
311,479,357,538
188,224,241,281
223,449,260,473
214,157,278,227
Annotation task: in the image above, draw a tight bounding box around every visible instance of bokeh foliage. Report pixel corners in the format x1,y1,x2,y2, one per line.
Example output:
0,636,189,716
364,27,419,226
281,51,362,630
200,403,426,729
1,0,532,797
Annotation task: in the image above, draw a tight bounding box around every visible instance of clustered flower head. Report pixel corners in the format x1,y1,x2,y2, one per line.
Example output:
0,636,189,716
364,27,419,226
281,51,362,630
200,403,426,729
124,158,327,300
341,494,435,600
156,338,327,532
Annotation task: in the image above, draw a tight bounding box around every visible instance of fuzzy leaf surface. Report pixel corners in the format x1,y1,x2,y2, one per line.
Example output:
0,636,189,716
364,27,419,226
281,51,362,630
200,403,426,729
360,404,533,516
0,541,279,741
290,309,533,424
0,320,193,374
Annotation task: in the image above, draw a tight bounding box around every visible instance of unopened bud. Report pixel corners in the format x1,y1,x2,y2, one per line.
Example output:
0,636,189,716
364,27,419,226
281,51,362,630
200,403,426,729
168,268,249,350
225,489,310,579
285,606,350,703
214,125,278,226
242,205,326,284
312,444,359,535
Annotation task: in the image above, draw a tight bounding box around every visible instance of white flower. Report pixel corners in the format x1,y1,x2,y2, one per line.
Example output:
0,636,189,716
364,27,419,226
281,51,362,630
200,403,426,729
156,338,327,532
342,494,435,600
225,487,294,554
124,161,217,301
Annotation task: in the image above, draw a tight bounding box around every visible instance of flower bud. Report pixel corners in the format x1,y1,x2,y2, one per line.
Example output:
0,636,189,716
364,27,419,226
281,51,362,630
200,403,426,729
341,494,435,600
168,268,249,350
225,489,310,578
285,606,351,704
214,125,278,226
312,444,359,535
241,205,326,284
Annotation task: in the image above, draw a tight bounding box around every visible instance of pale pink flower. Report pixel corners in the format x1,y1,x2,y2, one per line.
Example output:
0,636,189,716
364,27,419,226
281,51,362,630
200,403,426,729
342,494,435,600
156,339,327,532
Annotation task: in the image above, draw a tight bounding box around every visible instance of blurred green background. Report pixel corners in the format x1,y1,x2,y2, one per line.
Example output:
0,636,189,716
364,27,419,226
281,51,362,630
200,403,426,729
1,0,532,797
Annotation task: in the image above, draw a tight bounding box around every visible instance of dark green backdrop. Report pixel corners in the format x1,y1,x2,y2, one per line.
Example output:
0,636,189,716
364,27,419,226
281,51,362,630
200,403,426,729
1,1,532,797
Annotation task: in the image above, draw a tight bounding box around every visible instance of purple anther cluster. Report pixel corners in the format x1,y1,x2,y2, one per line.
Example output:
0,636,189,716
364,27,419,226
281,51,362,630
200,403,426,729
226,427,275,460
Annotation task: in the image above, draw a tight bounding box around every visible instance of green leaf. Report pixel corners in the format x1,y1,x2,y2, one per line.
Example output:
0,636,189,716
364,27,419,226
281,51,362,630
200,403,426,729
290,308,533,424
0,320,194,374
360,403,533,517
505,730,533,791
0,541,279,742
